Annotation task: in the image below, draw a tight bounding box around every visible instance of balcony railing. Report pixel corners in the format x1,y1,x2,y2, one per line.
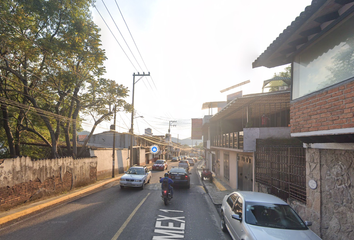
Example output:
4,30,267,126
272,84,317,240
212,131,244,149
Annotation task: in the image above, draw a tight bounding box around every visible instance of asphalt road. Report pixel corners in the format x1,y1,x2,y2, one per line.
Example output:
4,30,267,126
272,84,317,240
0,161,231,240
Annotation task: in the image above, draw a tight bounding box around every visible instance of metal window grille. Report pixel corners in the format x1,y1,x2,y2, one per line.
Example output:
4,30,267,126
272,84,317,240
255,145,306,204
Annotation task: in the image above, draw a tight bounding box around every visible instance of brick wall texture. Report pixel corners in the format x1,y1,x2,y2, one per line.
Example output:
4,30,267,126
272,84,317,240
290,80,354,133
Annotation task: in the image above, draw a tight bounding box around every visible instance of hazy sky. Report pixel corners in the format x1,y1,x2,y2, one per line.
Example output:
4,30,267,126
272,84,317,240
85,0,312,139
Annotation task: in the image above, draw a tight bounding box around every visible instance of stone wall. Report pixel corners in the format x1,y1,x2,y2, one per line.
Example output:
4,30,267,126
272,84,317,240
255,147,354,240
0,156,97,210
319,149,354,240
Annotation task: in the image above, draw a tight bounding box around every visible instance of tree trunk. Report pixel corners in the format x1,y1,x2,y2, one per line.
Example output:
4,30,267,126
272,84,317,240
72,92,81,158
77,111,113,157
0,103,16,157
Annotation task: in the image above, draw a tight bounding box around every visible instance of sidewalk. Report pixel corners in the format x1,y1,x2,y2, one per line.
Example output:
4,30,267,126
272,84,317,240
196,160,234,207
0,162,154,227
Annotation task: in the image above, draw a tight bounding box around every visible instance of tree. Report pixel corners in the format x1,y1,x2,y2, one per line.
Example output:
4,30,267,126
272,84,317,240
0,0,131,158
266,65,292,92
77,78,132,157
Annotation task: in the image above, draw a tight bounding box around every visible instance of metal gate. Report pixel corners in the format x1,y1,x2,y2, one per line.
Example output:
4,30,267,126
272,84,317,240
255,141,306,203
238,155,253,191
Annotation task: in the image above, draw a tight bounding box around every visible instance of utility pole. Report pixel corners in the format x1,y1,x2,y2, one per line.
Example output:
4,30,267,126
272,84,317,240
112,105,116,178
168,120,177,134
130,72,150,167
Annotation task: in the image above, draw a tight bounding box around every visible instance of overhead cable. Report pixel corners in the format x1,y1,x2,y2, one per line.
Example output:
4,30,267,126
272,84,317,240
94,5,139,72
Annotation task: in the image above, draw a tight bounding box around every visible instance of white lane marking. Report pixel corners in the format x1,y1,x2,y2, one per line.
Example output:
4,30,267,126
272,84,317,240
155,220,185,230
156,215,185,223
153,229,185,239
153,209,185,239
111,193,150,240
159,209,184,213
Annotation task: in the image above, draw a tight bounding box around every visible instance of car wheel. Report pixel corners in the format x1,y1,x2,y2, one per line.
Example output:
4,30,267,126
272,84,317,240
220,212,227,232
120,185,124,189
187,183,190,189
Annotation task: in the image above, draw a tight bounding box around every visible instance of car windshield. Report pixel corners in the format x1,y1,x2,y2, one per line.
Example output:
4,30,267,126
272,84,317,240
245,202,308,230
127,168,145,175
170,168,186,174
155,160,164,164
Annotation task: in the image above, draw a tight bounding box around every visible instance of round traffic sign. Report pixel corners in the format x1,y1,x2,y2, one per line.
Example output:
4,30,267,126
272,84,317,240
151,145,159,153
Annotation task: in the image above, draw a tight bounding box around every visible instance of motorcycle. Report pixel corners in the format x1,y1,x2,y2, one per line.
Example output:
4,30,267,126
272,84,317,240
160,177,172,205
201,168,213,183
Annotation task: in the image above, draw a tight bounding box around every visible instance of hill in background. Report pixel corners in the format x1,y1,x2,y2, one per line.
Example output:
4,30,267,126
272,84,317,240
171,137,202,146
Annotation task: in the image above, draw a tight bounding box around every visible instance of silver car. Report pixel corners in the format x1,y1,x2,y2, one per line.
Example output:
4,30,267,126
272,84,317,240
220,191,321,240
120,166,152,190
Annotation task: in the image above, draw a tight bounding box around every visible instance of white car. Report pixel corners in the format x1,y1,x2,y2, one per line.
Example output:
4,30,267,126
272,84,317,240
120,166,152,189
220,191,322,240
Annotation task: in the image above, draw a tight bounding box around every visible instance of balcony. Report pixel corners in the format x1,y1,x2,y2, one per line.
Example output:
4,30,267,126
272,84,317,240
211,127,291,152
211,131,244,150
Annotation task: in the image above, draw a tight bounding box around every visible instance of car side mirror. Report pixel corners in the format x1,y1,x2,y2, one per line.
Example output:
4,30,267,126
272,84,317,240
305,221,312,226
232,213,242,222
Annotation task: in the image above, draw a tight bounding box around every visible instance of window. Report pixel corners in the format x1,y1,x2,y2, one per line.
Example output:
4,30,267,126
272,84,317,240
293,13,354,99
233,197,243,216
227,193,238,208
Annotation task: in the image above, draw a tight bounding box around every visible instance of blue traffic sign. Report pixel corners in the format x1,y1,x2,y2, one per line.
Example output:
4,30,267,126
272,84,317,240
151,145,159,153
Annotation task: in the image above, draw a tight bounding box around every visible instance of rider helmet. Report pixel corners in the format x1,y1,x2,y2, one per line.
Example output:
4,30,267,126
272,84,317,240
164,173,169,177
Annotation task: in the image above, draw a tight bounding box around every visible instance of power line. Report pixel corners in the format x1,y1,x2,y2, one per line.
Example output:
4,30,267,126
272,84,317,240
114,0,157,90
97,2,176,122
94,5,139,72
102,0,144,72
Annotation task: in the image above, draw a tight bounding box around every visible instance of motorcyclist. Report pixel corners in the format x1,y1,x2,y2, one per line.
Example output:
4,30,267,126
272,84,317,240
160,173,174,198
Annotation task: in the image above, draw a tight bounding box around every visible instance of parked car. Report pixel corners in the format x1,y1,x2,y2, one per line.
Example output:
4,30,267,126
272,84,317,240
152,159,168,171
171,157,178,162
178,160,190,172
220,191,322,240
186,158,194,166
120,166,152,189
168,167,190,188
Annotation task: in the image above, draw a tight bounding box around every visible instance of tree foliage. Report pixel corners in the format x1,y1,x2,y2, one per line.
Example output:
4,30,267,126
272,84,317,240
267,65,292,92
0,0,130,158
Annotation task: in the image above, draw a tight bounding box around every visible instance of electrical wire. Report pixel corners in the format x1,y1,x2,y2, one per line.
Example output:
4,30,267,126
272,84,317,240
114,0,157,90
102,0,144,72
97,2,177,123
94,5,139,72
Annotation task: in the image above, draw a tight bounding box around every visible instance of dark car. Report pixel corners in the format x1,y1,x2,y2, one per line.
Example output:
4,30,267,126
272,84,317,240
178,160,190,172
152,159,168,171
186,158,194,166
168,167,190,188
